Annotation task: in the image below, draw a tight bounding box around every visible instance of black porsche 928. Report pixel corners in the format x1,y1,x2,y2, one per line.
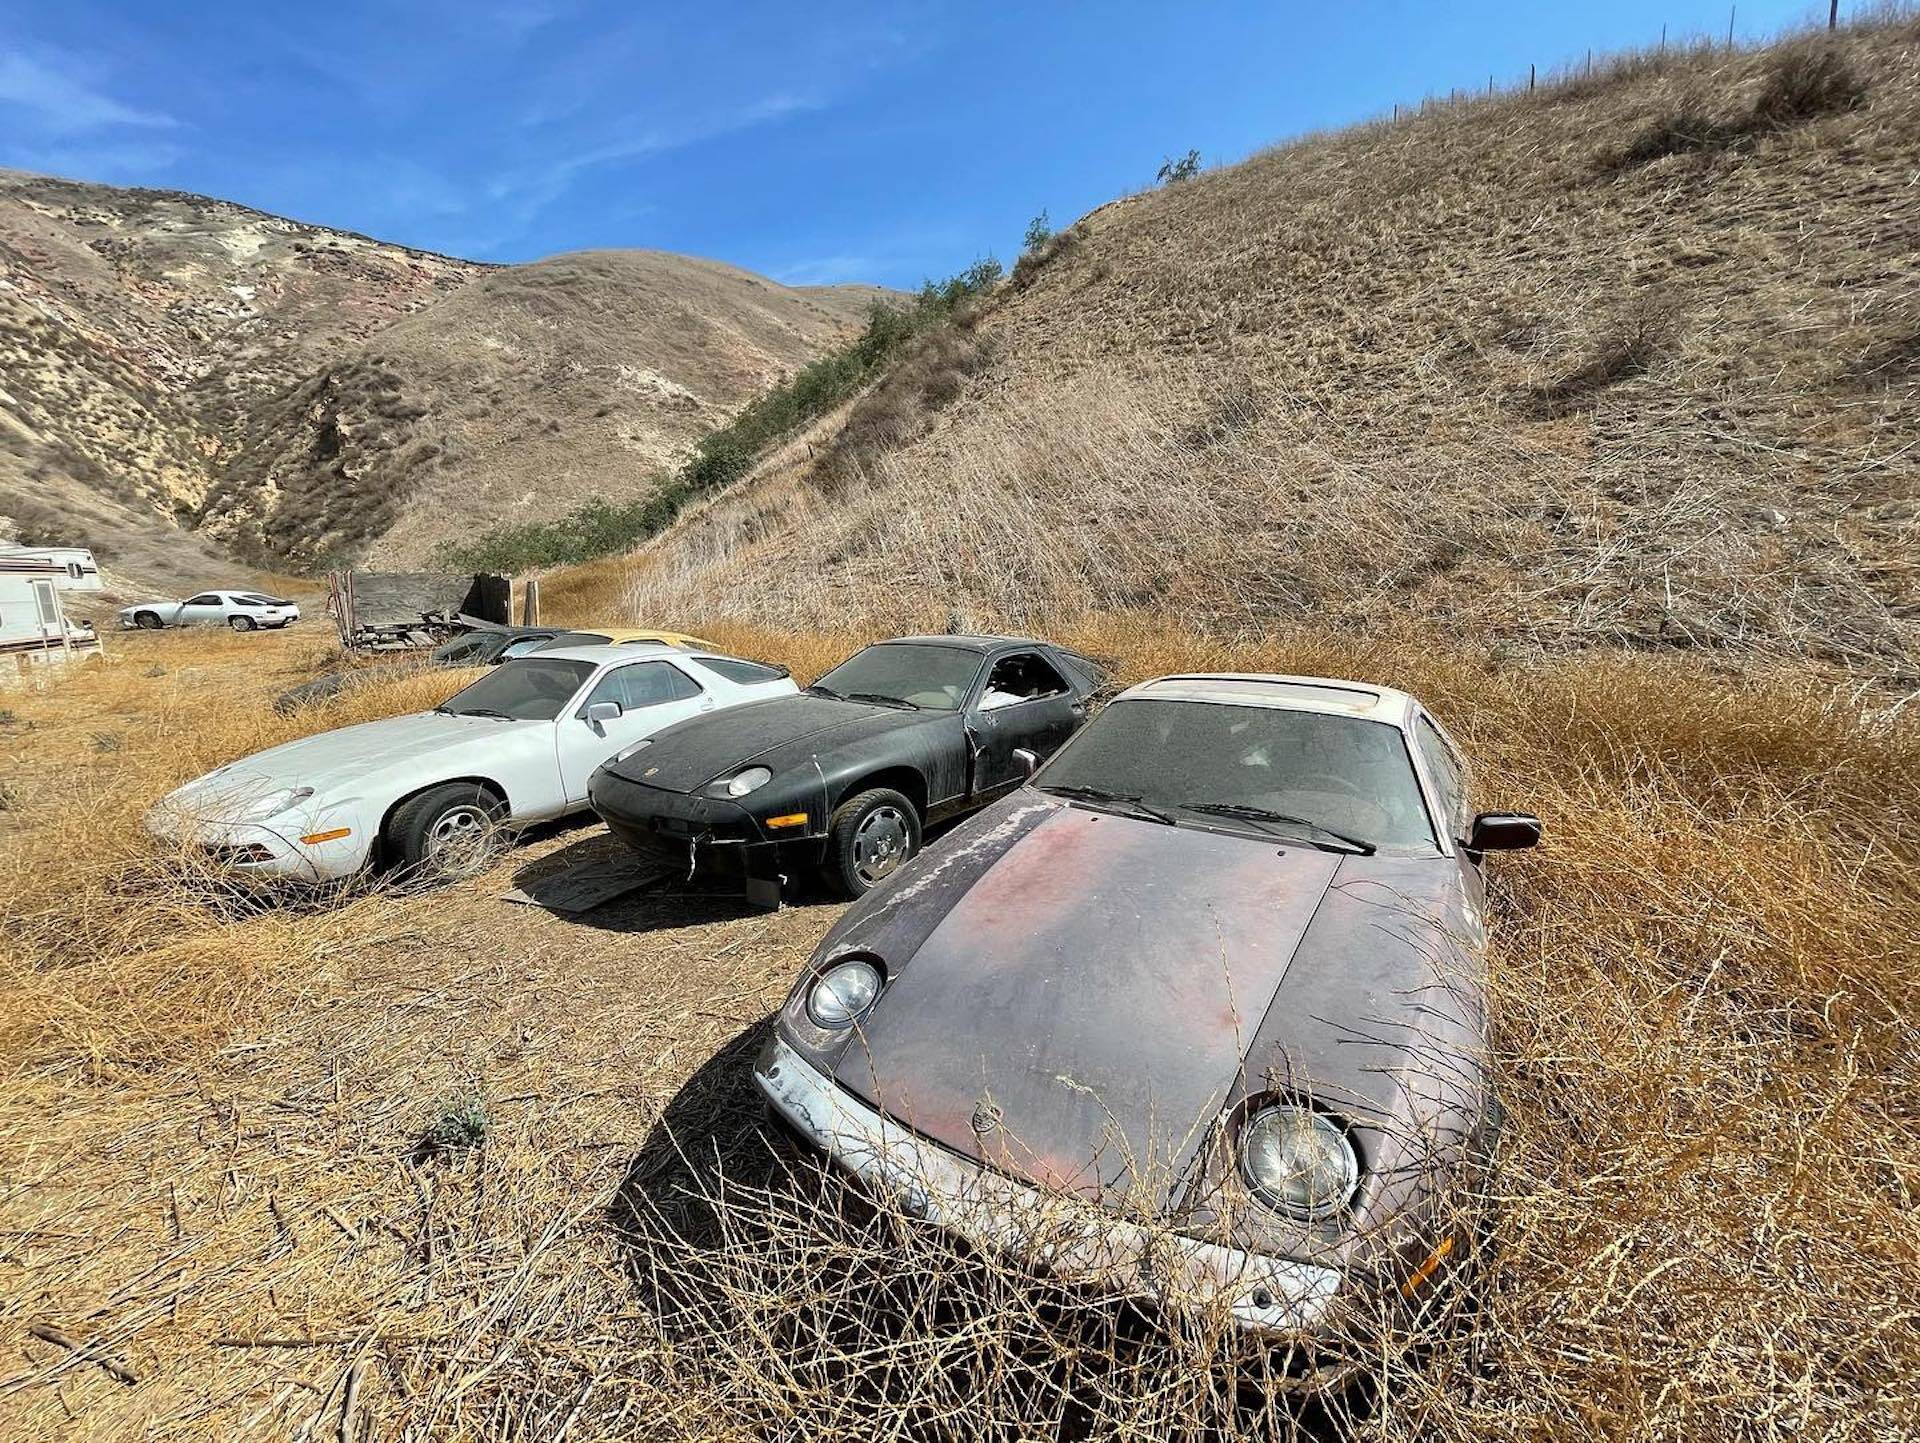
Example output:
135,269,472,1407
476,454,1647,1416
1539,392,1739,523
586,635,1104,897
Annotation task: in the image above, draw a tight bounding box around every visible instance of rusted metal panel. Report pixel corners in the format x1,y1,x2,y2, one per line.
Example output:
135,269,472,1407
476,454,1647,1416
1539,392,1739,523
832,797,1342,1200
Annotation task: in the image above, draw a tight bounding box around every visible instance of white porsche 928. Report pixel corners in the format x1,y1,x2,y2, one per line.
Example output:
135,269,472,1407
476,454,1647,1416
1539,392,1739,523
149,644,796,881
119,590,302,631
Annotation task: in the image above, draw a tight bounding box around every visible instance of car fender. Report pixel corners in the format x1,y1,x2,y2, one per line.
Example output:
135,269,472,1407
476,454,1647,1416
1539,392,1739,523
275,793,379,873
1185,854,1487,1270
811,713,966,818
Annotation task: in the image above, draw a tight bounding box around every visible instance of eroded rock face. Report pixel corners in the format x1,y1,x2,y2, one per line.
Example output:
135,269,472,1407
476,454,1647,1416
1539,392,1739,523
0,170,885,586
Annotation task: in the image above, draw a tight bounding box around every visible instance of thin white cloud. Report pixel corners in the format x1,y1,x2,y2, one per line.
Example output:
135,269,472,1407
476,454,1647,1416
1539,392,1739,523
480,90,824,243
774,255,880,286
0,47,178,137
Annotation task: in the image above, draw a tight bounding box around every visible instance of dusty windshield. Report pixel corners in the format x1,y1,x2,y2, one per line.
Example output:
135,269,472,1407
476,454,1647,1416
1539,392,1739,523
811,643,983,711
438,658,595,721
1037,698,1437,851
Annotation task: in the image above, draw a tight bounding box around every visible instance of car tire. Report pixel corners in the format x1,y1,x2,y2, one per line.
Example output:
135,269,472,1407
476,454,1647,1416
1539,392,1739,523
229,616,255,632
383,782,507,880
822,787,921,899
134,611,162,630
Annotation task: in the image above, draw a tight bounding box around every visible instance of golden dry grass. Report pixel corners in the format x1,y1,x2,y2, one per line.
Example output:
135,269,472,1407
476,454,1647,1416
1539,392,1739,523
603,19,1920,684
1,616,1914,1439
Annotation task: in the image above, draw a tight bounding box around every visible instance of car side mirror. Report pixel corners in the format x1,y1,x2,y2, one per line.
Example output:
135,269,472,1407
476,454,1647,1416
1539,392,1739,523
584,700,623,725
1467,812,1541,852
1013,747,1040,779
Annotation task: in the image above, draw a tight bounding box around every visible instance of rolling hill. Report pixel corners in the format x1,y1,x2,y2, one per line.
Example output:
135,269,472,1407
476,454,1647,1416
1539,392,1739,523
0,170,882,588
596,23,1920,682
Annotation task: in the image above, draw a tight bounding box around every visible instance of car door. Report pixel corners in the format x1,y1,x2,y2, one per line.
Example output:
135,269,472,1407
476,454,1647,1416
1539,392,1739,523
965,650,1085,797
177,592,226,625
556,658,714,804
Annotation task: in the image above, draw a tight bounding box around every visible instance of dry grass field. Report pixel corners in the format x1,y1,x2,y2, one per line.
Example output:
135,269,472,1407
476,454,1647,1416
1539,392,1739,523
5,16,1918,1442
1,613,1914,1440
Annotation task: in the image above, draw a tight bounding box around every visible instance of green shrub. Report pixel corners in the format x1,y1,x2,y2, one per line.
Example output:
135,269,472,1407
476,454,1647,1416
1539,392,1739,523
418,1094,488,1155
1022,211,1053,254
436,259,1005,573
1156,149,1202,185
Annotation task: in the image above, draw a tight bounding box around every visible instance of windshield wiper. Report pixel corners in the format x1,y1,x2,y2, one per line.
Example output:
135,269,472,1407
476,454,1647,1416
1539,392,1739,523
804,683,841,699
1040,783,1175,825
1181,802,1376,855
448,706,515,721
846,691,918,709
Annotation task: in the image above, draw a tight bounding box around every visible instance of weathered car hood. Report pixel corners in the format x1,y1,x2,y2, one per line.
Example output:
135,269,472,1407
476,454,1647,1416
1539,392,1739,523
833,798,1343,1201
166,711,535,810
603,693,928,793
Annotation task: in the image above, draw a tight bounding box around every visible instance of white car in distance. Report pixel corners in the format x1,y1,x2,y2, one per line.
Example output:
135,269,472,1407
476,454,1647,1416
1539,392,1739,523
120,590,302,631
150,644,798,880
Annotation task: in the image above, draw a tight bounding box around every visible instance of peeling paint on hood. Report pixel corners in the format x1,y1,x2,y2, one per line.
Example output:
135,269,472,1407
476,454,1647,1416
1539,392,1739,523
834,798,1343,1203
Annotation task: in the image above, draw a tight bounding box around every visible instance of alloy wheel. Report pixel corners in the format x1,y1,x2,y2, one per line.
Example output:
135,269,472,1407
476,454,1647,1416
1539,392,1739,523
425,804,496,874
852,805,911,885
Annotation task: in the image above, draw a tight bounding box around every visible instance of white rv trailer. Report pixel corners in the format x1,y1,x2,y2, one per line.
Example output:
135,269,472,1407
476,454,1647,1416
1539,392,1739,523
0,545,105,678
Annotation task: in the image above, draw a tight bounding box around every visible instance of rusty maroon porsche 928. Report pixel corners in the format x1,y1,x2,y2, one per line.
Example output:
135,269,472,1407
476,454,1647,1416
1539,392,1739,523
755,672,1540,1346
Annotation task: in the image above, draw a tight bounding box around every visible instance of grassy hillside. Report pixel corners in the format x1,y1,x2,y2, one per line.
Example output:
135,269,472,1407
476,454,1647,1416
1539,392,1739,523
589,23,1920,683
0,172,881,588
0,171,482,589
199,252,885,569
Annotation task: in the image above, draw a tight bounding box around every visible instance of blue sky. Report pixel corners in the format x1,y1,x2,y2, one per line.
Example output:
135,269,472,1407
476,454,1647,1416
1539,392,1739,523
1,0,1822,288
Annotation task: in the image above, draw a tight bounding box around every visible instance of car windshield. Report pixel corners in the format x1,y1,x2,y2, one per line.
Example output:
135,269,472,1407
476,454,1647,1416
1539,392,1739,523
437,657,595,721
810,643,983,711
432,633,499,664
1036,698,1438,851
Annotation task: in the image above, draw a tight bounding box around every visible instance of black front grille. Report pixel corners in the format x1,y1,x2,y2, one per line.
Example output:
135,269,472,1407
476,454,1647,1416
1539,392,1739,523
205,842,275,865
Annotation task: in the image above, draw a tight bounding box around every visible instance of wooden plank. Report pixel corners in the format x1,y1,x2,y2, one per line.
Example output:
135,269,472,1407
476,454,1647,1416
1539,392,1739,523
500,857,676,914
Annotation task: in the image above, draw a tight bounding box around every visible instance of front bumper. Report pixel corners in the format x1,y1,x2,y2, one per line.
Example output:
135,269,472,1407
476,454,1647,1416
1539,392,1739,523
754,1035,1343,1337
145,805,367,882
592,775,825,875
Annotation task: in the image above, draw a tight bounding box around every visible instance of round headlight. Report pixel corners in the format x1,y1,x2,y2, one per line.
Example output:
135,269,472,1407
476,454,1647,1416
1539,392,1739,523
726,766,773,797
1239,1104,1359,1221
806,958,883,1028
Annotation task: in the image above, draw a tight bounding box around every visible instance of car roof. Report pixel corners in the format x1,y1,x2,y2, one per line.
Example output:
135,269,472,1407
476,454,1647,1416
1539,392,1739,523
511,642,677,665
1113,673,1422,728
452,625,550,639
873,634,1046,654
556,626,713,646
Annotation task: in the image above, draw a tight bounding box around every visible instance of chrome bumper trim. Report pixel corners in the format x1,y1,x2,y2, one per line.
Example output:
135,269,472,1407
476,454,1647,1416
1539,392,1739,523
754,1035,1341,1335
